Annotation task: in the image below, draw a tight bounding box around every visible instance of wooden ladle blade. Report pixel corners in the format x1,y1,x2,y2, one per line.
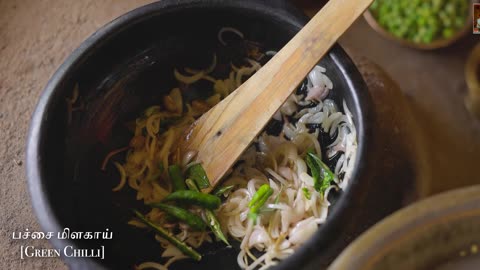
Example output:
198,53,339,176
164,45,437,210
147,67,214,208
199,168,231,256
179,0,373,192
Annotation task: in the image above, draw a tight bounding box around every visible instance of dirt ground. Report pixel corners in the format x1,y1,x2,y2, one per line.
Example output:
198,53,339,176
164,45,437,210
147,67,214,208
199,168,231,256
0,1,154,269
1,1,479,269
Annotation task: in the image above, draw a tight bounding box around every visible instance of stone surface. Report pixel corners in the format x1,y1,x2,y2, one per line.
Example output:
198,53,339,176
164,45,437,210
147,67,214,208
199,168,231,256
0,1,479,269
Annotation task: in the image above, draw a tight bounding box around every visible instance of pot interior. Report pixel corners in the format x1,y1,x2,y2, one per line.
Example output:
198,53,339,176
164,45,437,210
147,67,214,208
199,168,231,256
34,2,364,269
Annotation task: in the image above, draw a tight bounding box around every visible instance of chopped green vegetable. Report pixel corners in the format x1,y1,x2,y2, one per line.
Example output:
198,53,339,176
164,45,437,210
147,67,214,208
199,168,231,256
149,203,206,231
248,184,271,208
185,178,198,191
213,185,235,197
204,210,229,245
305,152,334,195
370,0,468,44
302,187,311,200
186,164,211,189
168,165,186,191
162,190,221,210
185,179,229,246
248,184,273,222
132,209,201,261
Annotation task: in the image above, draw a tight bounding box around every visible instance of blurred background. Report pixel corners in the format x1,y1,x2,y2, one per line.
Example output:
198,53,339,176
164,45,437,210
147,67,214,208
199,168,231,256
0,0,479,269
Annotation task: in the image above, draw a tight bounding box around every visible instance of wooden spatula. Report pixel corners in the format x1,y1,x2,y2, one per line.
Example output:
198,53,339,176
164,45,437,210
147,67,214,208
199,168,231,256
179,0,373,192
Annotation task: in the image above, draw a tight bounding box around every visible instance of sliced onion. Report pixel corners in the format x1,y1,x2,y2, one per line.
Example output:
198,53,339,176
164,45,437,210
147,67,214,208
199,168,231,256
174,69,204,84
306,85,329,102
289,217,317,245
218,27,244,45
265,50,277,56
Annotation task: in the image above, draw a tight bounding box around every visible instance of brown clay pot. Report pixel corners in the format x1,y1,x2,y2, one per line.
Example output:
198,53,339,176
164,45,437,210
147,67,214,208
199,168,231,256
329,185,480,270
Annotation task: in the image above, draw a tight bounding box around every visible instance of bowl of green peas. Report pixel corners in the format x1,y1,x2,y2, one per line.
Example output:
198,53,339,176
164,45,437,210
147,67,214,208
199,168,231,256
365,0,471,50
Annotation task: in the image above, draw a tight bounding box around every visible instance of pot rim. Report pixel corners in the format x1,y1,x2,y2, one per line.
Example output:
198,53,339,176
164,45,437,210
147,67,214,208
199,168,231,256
26,1,372,269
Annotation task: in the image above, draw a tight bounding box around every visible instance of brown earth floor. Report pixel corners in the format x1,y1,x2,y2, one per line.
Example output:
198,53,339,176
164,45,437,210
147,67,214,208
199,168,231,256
1,1,479,269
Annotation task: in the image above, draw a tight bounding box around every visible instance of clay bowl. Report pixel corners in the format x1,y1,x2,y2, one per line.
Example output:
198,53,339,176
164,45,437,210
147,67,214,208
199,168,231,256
26,0,423,269
328,185,480,270
363,7,471,50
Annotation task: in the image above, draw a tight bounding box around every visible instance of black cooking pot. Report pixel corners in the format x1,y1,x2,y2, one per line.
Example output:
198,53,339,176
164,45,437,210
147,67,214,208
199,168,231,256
26,0,421,269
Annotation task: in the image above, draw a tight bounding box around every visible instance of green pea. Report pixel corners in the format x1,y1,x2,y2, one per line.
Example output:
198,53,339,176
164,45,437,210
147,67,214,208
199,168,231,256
443,28,454,38
371,0,468,44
